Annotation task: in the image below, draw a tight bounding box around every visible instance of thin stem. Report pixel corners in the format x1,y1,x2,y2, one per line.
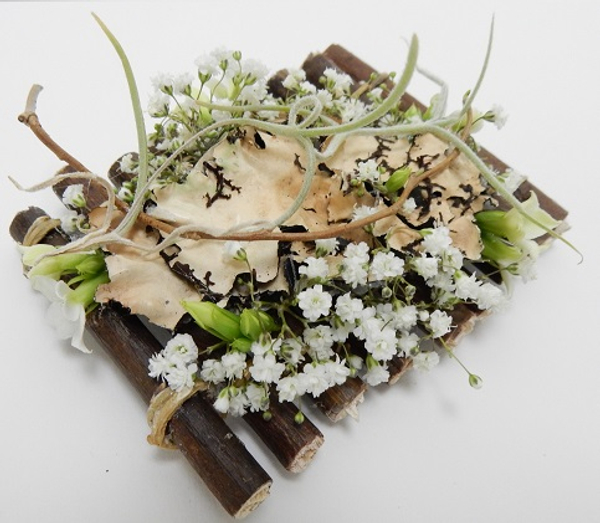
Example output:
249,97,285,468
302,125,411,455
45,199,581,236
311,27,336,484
18,85,90,173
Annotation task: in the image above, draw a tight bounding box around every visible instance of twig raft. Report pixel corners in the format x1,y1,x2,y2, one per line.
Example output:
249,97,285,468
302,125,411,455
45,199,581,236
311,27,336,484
10,207,272,520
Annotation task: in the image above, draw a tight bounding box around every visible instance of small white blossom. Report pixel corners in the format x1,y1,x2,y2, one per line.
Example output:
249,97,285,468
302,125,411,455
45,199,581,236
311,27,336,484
301,363,331,397
280,338,304,366
163,333,198,365
282,68,306,90
303,324,335,361
412,254,440,280
62,184,86,209
490,104,508,129
369,251,405,280
147,91,171,116
277,375,306,402
402,197,417,214
165,362,198,392
422,226,452,256
222,241,247,261
200,358,226,384
221,351,247,379
364,326,398,362
297,284,332,322
354,159,380,183
412,350,440,371
341,258,369,288
323,358,351,386
213,389,230,414
335,293,364,324
322,68,353,97
249,353,285,383
339,97,368,123
364,362,389,386
352,204,378,222
455,272,481,301
60,210,86,236
398,332,420,356
298,256,330,280
315,237,338,256
476,283,506,310
244,383,268,412
392,305,419,331
428,310,452,338
119,153,137,174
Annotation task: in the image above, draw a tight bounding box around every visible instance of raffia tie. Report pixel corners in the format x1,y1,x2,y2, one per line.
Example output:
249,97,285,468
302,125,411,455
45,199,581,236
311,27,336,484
146,381,209,449
23,215,61,247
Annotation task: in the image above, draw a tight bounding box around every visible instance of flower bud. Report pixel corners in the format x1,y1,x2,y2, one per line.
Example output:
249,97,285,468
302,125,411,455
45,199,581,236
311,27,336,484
182,301,241,341
469,374,483,389
239,309,277,341
384,167,411,194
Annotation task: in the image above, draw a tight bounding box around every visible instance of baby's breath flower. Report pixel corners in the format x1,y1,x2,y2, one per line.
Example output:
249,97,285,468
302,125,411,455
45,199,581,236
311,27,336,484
422,226,452,256
277,374,306,403
200,358,226,384
303,325,335,360
322,68,353,97
298,256,330,280
222,241,247,262
297,284,332,322
315,237,338,257
412,350,440,371
364,326,398,361
369,251,405,280
402,197,417,214
335,292,364,324
428,310,453,338
351,204,377,222
62,184,86,209
282,68,306,90
221,351,247,379
363,357,389,386
354,159,381,183
412,253,440,280
249,353,285,384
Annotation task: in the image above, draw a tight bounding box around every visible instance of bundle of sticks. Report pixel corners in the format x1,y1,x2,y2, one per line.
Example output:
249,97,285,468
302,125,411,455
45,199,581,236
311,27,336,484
9,45,568,519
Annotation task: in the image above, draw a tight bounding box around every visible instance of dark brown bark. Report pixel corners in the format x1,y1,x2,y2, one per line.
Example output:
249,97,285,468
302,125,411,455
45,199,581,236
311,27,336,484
9,208,272,519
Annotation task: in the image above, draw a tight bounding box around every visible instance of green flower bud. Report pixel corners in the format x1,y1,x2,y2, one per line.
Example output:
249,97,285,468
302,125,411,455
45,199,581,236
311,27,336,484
239,309,278,341
294,411,305,424
182,301,241,342
469,374,483,389
480,230,522,265
384,167,411,194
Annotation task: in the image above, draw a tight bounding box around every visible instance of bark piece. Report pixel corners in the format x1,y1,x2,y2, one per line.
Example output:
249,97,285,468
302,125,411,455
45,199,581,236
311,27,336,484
10,208,272,519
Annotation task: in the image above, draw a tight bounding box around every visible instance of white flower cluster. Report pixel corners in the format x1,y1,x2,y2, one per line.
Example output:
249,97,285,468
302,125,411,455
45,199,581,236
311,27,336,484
147,225,507,417
410,226,506,311
282,66,368,124
148,334,199,393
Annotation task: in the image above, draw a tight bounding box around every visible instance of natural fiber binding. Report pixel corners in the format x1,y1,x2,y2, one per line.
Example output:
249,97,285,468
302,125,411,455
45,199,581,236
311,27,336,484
147,381,208,449
22,215,61,247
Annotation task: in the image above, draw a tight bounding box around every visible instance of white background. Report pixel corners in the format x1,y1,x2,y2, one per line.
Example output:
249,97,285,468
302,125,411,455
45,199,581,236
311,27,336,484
1,2,599,522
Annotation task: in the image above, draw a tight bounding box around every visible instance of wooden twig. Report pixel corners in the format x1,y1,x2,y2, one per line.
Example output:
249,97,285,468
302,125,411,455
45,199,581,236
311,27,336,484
9,207,272,519
18,85,91,174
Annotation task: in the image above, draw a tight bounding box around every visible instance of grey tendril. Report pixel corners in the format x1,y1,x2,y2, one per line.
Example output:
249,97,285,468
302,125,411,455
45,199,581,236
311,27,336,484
16,14,575,263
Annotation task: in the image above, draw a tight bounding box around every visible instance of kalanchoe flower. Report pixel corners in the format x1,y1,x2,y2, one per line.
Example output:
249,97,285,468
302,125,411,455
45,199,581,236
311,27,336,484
30,276,89,353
